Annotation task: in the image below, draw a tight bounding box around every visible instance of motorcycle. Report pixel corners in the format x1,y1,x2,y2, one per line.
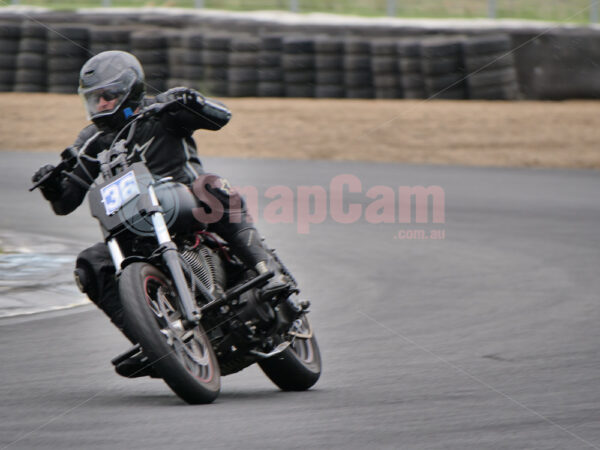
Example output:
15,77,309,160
30,102,321,404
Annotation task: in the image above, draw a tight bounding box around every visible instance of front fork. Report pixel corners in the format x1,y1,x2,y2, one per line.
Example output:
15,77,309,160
106,184,201,325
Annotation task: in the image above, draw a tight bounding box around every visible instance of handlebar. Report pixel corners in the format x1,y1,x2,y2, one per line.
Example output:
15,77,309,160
29,147,78,192
29,99,180,192
29,161,65,192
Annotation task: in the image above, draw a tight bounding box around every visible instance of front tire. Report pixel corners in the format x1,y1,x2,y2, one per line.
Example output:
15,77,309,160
119,262,221,404
259,314,321,391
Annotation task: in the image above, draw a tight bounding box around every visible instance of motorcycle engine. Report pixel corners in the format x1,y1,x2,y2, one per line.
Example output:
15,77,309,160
237,289,276,331
181,246,225,296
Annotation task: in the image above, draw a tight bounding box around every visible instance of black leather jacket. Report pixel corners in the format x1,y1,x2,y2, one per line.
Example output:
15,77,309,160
43,91,231,216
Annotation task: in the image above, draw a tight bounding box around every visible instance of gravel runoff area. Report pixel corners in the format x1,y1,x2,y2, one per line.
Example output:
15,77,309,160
1,93,599,169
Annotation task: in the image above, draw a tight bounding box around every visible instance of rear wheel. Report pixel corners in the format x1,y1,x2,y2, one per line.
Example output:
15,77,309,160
119,262,220,404
259,314,321,391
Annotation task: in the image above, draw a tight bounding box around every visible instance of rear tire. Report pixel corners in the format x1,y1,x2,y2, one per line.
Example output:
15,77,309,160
119,262,220,404
259,314,321,391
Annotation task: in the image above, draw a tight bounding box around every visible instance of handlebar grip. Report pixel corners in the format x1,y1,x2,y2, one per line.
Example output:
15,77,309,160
29,160,67,192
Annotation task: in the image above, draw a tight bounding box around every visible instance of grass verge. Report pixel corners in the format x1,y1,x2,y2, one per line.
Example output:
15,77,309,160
4,0,596,23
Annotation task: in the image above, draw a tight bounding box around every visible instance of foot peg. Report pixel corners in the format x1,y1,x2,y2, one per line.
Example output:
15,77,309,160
255,261,293,302
110,344,141,366
285,297,310,314
112,345,161,379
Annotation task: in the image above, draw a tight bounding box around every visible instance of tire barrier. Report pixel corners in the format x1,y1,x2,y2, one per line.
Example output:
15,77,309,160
179,31,204,92
130,30,168,94
462,34,520,100
89,27,131,55
314,37,345,99
203,34,231,97
421,37,467,100
228,35,260,97
282,36,315,98
343,39,374,99
1,11,599,99
14,21,46,93
46,25,89,94
0,22,21,92
258,35,284,97
371,39,400,99
397,38,426,99
510,29,600,100
165,30,186,90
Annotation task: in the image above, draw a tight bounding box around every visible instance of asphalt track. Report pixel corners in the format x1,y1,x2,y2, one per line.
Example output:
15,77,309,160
1,151,599,450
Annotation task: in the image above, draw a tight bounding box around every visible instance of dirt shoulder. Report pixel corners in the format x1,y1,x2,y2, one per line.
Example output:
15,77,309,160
1,93,598,169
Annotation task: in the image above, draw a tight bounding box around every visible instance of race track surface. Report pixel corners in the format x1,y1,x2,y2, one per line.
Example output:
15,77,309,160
1,152,599,449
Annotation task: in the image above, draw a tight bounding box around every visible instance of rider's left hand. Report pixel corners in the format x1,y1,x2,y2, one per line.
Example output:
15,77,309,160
157,87,206,108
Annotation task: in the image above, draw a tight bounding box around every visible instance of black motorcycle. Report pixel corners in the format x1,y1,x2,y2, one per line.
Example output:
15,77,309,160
31,103,321,404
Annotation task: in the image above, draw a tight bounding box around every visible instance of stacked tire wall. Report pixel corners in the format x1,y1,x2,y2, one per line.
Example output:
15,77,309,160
14,22,46,93
258,35,284,97
283,37,315,98
228,36,259,97
397,39,426,99
462,34,520,100
203,35,230,97
1,11,600,99
47,26,89,94
166,30,187,90
130,30,168,94
421,37,467,100
344,39,374,99
371,40,400,99
89,27,130,54
179,31,204,91
314,37,345,98
0,23,21,92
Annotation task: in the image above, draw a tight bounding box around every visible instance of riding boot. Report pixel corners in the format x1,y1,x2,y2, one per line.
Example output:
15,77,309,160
113,352,161,379
224,226,292,300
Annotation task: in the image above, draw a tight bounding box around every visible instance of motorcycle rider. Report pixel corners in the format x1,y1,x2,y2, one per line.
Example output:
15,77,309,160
31,51,292,377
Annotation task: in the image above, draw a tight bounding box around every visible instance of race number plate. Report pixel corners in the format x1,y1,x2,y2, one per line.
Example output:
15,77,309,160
100,171,140,216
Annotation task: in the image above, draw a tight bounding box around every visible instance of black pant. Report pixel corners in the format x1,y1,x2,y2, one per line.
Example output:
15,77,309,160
76,242,130,339
75,180,263,344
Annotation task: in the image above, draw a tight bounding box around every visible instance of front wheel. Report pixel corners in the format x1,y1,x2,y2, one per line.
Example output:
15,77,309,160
119,262,221,404
259,314,321,391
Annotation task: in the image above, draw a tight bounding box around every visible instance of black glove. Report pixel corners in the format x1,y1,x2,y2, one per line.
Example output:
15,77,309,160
32,164,62,201
32,164,56,184
156,87,206,108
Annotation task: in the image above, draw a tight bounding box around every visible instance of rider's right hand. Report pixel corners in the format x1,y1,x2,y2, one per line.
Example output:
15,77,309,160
32,164,56,184
31,164,63,201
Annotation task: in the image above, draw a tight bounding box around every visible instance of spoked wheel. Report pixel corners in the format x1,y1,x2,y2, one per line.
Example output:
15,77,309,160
145,276,215,383
288,316,318,364
259,313,321,391
119,262,220,404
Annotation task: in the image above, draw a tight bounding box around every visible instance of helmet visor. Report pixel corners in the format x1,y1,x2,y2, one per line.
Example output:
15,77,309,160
78,70,136,120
